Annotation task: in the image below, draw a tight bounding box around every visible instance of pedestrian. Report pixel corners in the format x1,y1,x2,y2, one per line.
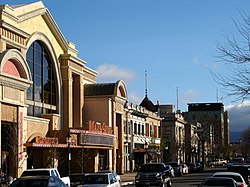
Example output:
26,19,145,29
0,169,7,187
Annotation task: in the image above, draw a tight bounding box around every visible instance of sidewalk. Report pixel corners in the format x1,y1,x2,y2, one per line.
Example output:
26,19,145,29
120,172,136,186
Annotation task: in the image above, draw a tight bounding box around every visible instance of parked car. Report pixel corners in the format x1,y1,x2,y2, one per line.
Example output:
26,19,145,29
199,177,238,187
135,163,171,187
180,164,189,174
21,168,70,187
227,164,250,184
78,173,120,187
165,165,175,177
232,157,245,163
208,159,227,167
166,162,183,176
21,168,70,186
9,176,67,187
185,163,197,173
212,171,248,187
195,162,204,172
69,173,85,187
97,170,121,183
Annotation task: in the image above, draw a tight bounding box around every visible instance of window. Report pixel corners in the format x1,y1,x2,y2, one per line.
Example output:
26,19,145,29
150,124,153,137
134,123,137,134
27,41,57,117
142,124,144,135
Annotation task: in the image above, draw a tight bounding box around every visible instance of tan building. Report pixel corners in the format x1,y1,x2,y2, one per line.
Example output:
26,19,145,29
124,102,161,172
159,105,186,163
0,1,130,177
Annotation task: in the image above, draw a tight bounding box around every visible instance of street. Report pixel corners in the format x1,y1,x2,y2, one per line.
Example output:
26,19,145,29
124,167,226,187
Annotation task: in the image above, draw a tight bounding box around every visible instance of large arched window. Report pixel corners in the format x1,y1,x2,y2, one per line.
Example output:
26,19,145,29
26,41,57,117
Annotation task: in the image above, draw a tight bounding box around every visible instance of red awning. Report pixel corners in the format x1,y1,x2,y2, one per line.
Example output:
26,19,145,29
133,148,147,153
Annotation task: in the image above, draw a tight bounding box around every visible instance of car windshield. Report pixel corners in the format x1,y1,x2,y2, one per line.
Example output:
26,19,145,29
168,163,178,167
84,175,109,184
21,170,50,176
10,179,48,187
213,175,242,183
139,164,164,172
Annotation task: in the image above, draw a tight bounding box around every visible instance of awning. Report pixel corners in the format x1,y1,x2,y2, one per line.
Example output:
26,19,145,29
133,148,147,153
24,142,113,149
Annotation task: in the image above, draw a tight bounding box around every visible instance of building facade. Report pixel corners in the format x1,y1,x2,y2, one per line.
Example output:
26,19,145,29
184,103,230,162
0,1,133,177
124,102,162,172
159,105,186,163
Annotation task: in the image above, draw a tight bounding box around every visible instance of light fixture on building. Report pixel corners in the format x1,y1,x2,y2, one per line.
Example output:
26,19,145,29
66,132,72,175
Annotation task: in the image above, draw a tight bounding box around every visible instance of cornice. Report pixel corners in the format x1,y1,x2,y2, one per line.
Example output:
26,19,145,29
42,9,68,51
60,54,86,66
0,20,30,38
17,8,46,23
0,6,19,22
0,73,32,91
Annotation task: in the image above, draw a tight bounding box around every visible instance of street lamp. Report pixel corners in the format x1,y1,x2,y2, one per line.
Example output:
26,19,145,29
66,132,71,175
144,142,148,163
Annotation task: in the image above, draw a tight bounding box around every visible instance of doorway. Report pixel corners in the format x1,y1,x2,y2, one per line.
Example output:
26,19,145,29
1,123,18,178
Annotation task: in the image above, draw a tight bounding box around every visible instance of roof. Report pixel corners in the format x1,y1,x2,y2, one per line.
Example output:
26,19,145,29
213,172,242,176
84,83,116,96
139,96,158,112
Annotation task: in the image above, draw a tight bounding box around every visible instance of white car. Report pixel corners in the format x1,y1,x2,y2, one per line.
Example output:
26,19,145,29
78,173,121,187
212,172,247,187
199,177,238,187
165,164,175,177
97,170,121,183
181,164,189,174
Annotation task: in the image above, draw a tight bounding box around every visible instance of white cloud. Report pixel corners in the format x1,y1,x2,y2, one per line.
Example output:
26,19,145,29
225,102,250,132
96,63,135,83
193,56,200,65
180,89,200,104
128,92,143,105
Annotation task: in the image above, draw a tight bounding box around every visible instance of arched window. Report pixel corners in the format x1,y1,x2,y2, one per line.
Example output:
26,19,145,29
26,41,57,117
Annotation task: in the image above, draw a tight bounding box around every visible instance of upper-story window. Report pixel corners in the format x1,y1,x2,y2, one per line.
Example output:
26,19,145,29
142,124,145,135
26,41,57,117
134,123,137,134
138,123,141,135
150,124,153,137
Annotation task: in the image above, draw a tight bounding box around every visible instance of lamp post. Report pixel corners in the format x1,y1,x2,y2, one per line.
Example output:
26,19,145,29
66,132,71,175
144,142,148,163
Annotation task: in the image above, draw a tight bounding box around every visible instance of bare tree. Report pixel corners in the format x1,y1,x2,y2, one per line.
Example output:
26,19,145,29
76,132,91,173
213,14,250,102
240,127,250,156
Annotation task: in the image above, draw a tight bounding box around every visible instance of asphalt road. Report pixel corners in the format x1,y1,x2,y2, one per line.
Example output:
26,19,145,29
124,167,227,187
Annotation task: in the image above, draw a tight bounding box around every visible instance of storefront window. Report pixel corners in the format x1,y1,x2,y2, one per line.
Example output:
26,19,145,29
26,41,57,117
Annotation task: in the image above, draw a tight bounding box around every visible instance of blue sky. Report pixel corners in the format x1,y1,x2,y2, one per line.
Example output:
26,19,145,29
2,0,250,133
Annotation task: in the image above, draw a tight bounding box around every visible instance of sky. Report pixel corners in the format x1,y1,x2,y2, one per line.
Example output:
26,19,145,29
1,0,250,134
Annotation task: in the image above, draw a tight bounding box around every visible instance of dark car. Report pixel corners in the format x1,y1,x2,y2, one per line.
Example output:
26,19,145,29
186,162,197,173
69,173,86,187
135,163,171,187
195,162,204,172
9,176,67,187
166,162,183,176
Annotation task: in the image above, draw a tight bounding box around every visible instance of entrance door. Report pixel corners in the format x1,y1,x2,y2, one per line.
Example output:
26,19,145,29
99,149,108,170
1,123,18,177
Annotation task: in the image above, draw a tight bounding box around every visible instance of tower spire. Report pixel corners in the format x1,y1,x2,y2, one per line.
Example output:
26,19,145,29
145,70,148,97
